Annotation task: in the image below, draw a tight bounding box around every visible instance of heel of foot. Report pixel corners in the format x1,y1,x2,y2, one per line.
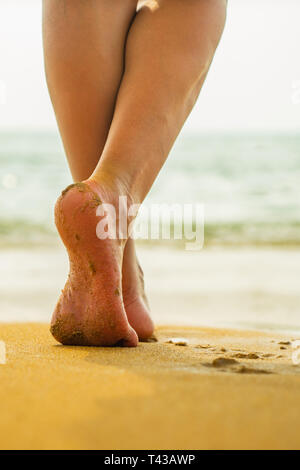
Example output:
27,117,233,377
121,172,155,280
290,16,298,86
50,321,87,346
52,181,138,348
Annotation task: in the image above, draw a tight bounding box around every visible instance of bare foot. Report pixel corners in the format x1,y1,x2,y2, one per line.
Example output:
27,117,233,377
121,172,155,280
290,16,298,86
50,181,138,347
122,238,155,341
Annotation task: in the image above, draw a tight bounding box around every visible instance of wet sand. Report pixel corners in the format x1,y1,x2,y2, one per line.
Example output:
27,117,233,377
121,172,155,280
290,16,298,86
0,323,300,450
1,246,300,334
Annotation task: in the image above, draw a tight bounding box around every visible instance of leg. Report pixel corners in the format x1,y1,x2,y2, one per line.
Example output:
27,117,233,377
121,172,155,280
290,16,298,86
43,0,154,342
43,0,137,181
94,0,227,202
51,0,226,346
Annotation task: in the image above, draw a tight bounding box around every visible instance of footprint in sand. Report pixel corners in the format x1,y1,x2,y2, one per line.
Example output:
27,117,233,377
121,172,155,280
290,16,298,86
231,352,260,360
211,357,239,367
236,366,271,375
205,356,272,375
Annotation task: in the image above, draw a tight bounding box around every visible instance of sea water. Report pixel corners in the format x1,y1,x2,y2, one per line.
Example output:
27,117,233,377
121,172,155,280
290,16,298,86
0,131,299,246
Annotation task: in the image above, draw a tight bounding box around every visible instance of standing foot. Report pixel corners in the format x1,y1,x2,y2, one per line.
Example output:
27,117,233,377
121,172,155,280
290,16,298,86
122,238,155,341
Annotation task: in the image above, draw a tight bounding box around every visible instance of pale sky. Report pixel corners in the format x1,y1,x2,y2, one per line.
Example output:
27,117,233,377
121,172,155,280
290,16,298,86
0,0,299,132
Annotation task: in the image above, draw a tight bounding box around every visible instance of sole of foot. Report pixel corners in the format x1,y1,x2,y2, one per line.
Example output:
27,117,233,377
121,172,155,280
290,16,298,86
50,181,138,347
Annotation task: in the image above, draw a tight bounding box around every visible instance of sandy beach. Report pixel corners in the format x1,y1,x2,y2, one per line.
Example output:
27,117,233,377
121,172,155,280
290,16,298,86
1,244,299,449
1,245,300,334
0,323,300,450
1,0,300,451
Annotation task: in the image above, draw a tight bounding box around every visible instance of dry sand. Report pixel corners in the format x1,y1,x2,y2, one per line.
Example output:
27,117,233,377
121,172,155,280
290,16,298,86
0,323,300,450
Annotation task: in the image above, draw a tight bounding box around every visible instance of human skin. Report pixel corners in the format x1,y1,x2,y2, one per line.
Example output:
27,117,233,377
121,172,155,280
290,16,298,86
43,0,154,341
43,0,227,346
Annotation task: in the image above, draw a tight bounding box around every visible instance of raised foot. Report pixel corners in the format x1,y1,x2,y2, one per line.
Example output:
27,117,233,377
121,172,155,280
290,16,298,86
51,181,138,347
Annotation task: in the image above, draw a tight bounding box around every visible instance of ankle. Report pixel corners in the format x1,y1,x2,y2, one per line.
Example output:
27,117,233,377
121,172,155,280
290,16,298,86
90,158,145,204
85,175,138,243
89,166,134,200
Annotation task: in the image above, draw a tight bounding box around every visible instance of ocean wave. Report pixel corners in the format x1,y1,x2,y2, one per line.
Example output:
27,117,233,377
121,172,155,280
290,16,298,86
0,217,299,247
1,131,299,247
